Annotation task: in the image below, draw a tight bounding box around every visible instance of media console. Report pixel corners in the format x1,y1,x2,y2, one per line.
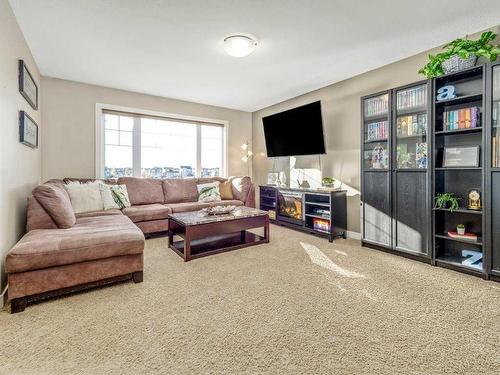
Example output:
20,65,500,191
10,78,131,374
259,185,347,241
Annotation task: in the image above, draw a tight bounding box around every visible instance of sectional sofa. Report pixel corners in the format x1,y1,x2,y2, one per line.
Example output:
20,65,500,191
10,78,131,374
6,176,255,313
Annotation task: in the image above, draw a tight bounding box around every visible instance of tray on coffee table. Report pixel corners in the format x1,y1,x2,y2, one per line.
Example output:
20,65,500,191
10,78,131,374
167,206,269,261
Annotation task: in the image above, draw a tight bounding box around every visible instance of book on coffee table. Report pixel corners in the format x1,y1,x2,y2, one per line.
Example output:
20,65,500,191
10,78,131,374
447,231,478,241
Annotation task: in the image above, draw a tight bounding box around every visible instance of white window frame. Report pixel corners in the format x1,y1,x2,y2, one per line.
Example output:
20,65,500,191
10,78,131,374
95,103,229,179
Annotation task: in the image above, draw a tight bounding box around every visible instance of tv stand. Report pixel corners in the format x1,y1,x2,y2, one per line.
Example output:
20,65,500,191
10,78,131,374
259,185,347,241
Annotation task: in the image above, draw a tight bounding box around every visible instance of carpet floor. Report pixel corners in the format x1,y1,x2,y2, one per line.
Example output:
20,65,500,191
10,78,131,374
1,224,499,374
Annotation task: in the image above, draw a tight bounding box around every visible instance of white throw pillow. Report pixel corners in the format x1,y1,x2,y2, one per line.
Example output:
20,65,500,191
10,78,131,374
197,181,221,203
99,183,121,210
64,183,104,213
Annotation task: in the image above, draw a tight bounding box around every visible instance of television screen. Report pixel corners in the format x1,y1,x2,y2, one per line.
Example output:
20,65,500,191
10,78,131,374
263,101,326,157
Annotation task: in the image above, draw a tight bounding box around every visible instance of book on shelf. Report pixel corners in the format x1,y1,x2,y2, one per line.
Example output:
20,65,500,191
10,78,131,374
447,231,478,241
365,95,388,117
397,85,427,110
396,114,427,137
443,107,480,130
366,120,388,141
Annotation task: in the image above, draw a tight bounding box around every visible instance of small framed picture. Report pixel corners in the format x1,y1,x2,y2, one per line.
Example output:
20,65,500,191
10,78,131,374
18,60,38,110
443,146,479,167
267,172,279,185
19,111,38,148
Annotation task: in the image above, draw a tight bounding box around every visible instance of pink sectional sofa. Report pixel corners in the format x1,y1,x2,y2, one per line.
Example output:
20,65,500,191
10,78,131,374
6,176,255,313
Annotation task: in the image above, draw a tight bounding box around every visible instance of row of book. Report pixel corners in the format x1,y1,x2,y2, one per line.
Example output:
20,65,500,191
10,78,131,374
493,136,500,167
366,121,388,141
365,95,388,117
397,114,427,137
397,85,427,110
443,107,480,130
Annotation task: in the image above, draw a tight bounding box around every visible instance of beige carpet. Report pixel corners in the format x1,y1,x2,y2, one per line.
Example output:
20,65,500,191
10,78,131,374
1,225,499,374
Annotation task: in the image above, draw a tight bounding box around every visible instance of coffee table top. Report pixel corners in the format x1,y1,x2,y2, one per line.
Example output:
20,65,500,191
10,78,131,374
168,206,268,226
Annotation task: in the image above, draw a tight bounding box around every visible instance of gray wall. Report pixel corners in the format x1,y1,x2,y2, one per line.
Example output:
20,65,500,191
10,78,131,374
0,0,42,290
252,26,500,234
41,77,252,181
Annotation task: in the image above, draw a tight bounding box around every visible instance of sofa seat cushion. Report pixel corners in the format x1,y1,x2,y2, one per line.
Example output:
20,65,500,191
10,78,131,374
75,209,123,219
122,204,172,223
208,200,244,207
6,215,144,274
166,202,210,213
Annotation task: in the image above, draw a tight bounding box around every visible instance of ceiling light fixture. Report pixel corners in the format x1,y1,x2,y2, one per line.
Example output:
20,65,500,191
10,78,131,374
223,34,258,58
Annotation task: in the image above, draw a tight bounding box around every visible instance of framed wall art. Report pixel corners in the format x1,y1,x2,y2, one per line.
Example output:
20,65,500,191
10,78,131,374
19,111,38,148
18,60,38,110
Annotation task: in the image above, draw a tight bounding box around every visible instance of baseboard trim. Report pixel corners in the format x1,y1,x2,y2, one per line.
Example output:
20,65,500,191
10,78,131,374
1,285,8,310
346,231,361,240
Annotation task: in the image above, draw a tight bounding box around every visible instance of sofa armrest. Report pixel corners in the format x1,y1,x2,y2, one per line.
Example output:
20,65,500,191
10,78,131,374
244,183,256,208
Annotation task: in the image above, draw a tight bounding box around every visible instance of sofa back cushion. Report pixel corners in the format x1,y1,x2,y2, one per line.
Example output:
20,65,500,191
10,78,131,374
229,176,252,202
32,182,76,228
162,178,199,203
63,177,117,185
118,177,164,205
26,196,59,231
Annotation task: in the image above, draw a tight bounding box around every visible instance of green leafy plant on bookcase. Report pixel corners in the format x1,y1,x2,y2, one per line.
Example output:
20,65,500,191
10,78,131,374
419,31,500,78
434,193,461,212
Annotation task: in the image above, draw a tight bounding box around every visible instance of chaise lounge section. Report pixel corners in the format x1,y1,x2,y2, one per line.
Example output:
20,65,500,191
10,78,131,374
5,176,255,313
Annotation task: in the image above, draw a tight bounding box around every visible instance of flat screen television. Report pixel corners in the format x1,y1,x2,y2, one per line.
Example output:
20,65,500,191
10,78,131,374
263,101,326,157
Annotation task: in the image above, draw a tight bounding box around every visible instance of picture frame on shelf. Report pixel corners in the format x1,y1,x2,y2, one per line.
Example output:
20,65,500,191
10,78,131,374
443,146,479,168
18,60,38,110
19,111,38,148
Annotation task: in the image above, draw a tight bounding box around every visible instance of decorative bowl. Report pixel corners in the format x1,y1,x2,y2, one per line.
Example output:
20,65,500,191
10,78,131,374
202,205,236,215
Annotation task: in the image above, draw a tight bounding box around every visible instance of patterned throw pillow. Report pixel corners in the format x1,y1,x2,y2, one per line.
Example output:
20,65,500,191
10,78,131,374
111,184,131,208
197,181,221,203
98,183,121,210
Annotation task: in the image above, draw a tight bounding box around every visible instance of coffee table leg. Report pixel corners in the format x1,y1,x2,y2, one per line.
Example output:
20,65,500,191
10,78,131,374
264,216,270,243
184,228,191,262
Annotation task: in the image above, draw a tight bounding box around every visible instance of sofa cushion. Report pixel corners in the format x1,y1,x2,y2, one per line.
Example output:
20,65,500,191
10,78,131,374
122,204,172,223
197,181,221,202
75,209,123,219
118,177,164,205
63,177,117,185
26,196,59,232
208,200,244,207
32,183,76,229
162,178,199,203
230,176,252,202
6,215,144,274
166,202,210,213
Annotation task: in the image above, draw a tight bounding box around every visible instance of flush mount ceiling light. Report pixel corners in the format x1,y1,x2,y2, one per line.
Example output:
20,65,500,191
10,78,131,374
223,34,258,57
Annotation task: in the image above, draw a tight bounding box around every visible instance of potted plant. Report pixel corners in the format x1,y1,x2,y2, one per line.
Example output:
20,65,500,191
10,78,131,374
321,176,336,187
457,224,466,235
434,193,461,212
419,31,500,78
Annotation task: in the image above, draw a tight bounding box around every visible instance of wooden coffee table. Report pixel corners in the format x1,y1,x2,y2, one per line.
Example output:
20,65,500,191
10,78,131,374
167,206,269,261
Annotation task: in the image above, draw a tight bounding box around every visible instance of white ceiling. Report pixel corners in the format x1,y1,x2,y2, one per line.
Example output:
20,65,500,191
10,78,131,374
9,0,500,112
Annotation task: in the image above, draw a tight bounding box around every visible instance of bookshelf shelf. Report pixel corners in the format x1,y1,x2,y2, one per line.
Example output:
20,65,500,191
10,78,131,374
435,93,482,105
433,207,483,215
364,114,388,122
435,127,482,135
435,232,483,246
364,138,387,144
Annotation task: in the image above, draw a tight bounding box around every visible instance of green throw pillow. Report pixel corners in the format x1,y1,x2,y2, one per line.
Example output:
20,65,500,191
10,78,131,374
111,184,131,208
197,182,221,203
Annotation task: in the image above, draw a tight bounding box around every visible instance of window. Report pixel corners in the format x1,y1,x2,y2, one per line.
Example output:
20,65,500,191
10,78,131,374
100,109,226,179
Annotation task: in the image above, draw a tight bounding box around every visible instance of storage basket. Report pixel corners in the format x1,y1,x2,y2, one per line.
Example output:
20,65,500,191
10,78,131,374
441,54,477,74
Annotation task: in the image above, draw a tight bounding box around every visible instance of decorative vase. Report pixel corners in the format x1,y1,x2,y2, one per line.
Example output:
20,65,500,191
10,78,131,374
457,226,465,235
441,54,477,74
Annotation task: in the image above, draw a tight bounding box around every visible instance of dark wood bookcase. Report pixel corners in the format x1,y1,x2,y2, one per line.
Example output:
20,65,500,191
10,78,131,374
361,62,500,282
361,81,432,261
432,65,486,277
